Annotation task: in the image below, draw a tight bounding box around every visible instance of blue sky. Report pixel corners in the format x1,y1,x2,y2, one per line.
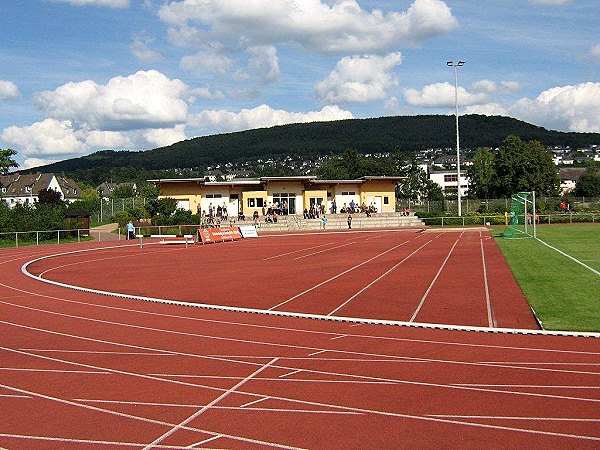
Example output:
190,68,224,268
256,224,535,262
1,0,599,169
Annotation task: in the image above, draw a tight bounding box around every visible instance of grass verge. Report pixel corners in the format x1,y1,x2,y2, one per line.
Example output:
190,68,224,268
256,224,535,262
495,224,600,332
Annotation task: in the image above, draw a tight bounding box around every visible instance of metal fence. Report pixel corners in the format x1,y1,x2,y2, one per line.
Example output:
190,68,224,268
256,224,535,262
397,196,600,214
418,212,600,227
0,228,124,248
97,197,146,223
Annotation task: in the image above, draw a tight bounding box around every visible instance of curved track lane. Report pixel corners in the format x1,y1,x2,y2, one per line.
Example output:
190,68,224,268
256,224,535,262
1,234,599,449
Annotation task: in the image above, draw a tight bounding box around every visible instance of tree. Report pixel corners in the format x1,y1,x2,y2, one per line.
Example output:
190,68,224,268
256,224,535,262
397,160,444,201
492,136,559,197
574,171,600,197
467,147,495,198
37,188,64,206
111,183,136,198
0,148,18,175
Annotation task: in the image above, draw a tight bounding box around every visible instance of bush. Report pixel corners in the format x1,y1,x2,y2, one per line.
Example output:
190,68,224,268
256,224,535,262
112,210,131,227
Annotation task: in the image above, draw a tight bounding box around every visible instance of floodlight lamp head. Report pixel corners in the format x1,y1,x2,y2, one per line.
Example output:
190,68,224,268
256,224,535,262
457,61,465,66
447,61,453,66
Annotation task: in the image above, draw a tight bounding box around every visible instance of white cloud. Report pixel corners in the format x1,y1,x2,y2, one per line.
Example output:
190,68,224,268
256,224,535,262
248,46,281,83
404,82,488,108
22,158,63,170
590,44,600,63
35,70,190,131
384,96,401,115
1,119,87,156
131,33,163,63
180,51,233,76
51,0,130,7
465,103,508,116
159,0,458,54
189,86,225,100
0,80,20,100
316,53,402,104
85,130,132,148
188,104,353,134
510,82,600,132
141,125,187,147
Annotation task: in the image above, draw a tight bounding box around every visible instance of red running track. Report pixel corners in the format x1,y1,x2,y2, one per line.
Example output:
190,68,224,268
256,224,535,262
0,229,599,449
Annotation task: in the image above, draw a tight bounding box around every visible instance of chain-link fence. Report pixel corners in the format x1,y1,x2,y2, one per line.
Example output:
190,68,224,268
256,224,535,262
96,197,146,222
397,196,600,214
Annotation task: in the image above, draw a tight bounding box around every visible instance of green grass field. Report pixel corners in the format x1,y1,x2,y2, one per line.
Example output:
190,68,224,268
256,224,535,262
495,224,600,332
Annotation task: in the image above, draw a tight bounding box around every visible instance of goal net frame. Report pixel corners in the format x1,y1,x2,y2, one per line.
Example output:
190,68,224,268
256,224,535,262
503,191,537,239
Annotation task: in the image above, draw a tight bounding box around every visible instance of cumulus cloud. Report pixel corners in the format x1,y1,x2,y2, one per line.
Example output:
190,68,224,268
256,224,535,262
1,119,87,156
248,46,281,83
22,158,63,170
181,51,233,76
84,130,133,148
465,103,508,116
0,80,20,100
51,0,130,7
404,82,487,108
131,33,163,63
316,53,402,104
159,0,458,54
510,82,600,132
35,70,190,131
403,79,521,109
188,104,353,134
189,86,225,100
141,124,187,148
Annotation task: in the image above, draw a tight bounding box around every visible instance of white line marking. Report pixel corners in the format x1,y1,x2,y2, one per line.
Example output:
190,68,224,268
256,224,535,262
185,434,223,448
0,394,31,398
426,415,600,422
0,434,185,448
263,242,335,260
279,369,303,378
2,344,599,442
330,334,347,340
537,238,600,277
409,237,460,322
292,240,359,260
307,350,327,356
453,384,600,389
19,349,172,356
481,238,496,328
150,374,396,384
240,397,269,408
329,238,436,316
268,237,419,311
0,367,109,374
142,358,280,449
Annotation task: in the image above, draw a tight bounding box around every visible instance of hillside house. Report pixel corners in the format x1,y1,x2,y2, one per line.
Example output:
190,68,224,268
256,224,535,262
0,173,81,207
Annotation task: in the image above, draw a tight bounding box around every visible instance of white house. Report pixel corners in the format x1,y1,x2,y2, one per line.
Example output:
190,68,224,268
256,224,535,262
429,169,470,198
0,173,81,207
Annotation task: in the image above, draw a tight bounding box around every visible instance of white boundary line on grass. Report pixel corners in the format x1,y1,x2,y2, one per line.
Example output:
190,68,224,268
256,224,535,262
536,238,600,277
19,243,600,339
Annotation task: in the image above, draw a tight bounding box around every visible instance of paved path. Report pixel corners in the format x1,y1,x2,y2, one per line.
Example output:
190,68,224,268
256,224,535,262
90,223,121,242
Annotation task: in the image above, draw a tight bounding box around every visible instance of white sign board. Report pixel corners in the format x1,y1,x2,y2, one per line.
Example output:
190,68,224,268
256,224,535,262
239,225,259,238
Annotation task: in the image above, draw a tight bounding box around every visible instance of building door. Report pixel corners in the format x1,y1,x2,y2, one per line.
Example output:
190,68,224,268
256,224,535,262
374,196,382,213
229,194,239,214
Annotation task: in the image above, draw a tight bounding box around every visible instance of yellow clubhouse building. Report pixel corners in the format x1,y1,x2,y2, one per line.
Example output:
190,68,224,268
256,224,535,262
150,176,404,216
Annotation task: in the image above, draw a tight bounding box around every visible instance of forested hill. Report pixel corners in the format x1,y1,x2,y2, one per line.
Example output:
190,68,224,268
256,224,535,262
24,114,600,179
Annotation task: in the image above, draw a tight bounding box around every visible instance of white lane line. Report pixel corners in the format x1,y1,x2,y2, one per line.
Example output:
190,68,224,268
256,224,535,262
0,434,185,448
4,271,600,354
268,236,420,310
308,350,327,356
76,398,363,415
328,238,436,316
0,394,31,398
3,310,600,380
409,237,460,322
19,349,172,356
4,331,600,410
292,240,359,260
453,384,600,389
185,434,223,448
537,238,600,277
263,242,336,260
330,335,348,340
142,357,280,450
0,367,109,374
481,238,496,328
479,362,600,366
0,380,298,450
240,397,270,408
279,369,303,378
2,345,599,443
150,375,396,385
426,414,600,422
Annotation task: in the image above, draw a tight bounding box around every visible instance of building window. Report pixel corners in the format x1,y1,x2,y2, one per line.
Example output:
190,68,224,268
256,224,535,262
341,191,356,196
383,197,389,205
444,174,458,183
247,198,264,208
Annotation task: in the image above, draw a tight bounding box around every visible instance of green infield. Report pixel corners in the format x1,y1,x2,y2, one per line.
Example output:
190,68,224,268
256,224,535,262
495,224,600,332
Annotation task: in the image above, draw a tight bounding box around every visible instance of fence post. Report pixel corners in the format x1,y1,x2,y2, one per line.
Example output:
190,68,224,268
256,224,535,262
57,230,60,245
15,232,18,248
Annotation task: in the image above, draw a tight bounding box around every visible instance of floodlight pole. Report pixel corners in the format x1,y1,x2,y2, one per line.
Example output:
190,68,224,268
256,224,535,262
447,60,465,216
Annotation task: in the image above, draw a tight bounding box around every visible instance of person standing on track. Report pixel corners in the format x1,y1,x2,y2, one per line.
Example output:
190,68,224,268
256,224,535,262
126,220,135,240
347,214,352,229
321,215,328,230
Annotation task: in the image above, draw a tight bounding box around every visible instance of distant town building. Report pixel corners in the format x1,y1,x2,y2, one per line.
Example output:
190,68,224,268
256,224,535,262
559,168,586,195
428,169,470,198
0,173,81,207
